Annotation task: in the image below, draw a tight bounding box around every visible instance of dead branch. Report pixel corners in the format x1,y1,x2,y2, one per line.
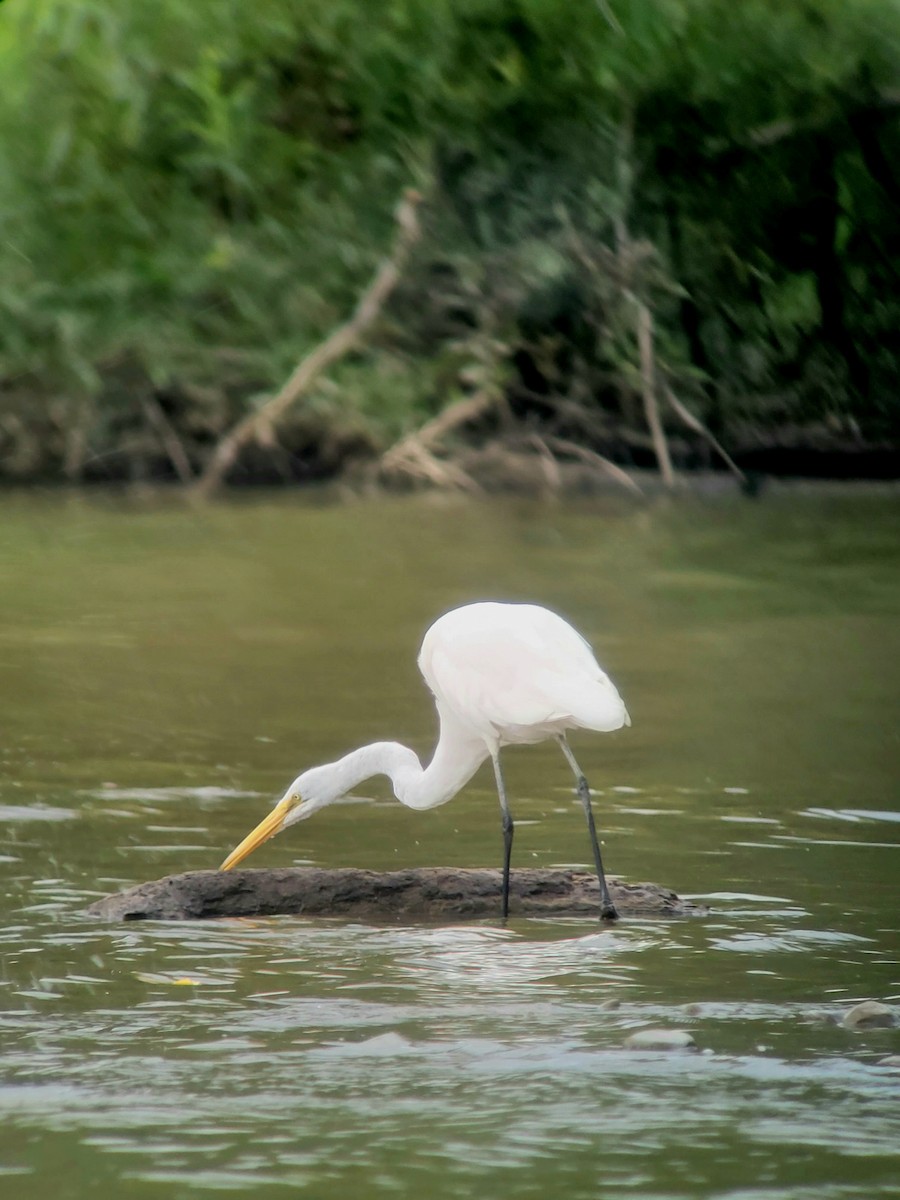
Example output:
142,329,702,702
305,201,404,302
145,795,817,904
141,396,194,485
192,189,424,501
524,432,563,492
636,302,676,487
380,386,497,477
663,386,747,484
379,384,498,491
571,163,677,490
380,434,481,493
545,435,644,495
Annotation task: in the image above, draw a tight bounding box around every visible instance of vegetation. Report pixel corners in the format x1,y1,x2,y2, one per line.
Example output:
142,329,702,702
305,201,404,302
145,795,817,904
0,0,897,486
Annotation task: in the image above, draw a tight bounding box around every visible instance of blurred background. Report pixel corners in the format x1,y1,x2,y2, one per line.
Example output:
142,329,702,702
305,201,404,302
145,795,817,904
0,0,897,489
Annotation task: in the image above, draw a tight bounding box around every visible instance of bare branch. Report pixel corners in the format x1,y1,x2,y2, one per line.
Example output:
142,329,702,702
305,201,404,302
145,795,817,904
524,432,563,492
381,387,497,475
545,435,644,495
662,386,747,484
141,395,194,485
192,189,424,501
636,302,675,487
380,434,481,493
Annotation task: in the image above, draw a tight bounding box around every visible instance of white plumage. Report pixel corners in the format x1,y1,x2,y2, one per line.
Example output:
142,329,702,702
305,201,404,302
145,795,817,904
220,602,630,919
420,602,630,744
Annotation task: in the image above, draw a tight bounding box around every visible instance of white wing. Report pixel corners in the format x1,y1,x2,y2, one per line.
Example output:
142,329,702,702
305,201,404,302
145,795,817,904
418,603,629,745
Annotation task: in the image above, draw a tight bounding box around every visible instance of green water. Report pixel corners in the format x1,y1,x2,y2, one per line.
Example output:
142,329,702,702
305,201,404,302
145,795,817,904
1,489,898,1200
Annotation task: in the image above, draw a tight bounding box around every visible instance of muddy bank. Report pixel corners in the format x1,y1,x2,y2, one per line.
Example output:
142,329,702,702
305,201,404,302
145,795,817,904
1,395,895,491
86,867,704,922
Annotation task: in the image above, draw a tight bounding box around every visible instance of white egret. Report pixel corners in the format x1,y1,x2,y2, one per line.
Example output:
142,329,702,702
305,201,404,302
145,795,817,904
220,601,630,919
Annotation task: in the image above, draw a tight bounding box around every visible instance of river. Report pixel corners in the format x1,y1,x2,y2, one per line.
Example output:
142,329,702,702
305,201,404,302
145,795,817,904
1,488,898,1198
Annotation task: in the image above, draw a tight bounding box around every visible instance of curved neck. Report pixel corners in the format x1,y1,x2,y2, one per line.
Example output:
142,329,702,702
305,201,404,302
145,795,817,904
396,711,490,809
307,714,489,814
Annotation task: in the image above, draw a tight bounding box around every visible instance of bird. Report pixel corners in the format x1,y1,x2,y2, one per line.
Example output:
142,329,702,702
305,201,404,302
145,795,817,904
219,601,631,919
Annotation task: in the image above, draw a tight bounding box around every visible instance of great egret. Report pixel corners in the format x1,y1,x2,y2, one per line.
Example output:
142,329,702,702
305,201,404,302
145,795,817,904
220,601,630,919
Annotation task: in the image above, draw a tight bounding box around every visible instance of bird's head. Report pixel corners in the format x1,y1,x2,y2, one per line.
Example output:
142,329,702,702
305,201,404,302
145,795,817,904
218,764,339,871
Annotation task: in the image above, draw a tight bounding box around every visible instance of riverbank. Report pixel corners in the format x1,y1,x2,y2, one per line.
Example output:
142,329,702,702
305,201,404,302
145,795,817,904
391,432,900,496
1,416,895,495
2,4,898,502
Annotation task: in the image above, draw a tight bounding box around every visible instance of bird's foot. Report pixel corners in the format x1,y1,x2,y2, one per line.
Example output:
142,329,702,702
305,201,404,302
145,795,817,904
600,902,620,921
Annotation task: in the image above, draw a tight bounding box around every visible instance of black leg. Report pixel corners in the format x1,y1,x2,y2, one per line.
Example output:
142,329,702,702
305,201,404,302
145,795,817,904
558,736,619,920
491,753,514,919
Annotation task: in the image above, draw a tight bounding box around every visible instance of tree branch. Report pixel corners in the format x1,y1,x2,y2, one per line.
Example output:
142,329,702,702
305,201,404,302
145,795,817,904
192,189,424,501
382,386,496,462
381,434,481,493
141,395,194,485
663,386,746,484
636,302,675,487
544,435,644,495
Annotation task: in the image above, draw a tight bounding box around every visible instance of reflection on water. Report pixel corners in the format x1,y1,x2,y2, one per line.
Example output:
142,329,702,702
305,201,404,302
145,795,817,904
0,490,898,1198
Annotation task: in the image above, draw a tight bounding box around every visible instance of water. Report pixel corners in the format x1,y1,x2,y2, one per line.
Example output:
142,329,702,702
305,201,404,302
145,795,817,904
1,489,898,1198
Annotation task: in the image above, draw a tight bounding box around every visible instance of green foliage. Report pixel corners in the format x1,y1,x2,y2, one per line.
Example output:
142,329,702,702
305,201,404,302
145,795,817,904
0,0,897,481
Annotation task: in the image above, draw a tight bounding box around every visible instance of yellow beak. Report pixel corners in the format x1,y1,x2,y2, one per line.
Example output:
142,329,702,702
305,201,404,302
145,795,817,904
219,796,298,871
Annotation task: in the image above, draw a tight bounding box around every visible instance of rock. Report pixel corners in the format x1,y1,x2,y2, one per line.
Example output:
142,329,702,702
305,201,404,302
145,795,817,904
85,867,706,923
841,1001,896,1030
624,1029,698,1052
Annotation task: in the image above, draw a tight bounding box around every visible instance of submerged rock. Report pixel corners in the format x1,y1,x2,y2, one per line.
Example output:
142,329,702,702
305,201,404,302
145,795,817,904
841,1000,896,1029
85,867,705,923
623,1029,698,1052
